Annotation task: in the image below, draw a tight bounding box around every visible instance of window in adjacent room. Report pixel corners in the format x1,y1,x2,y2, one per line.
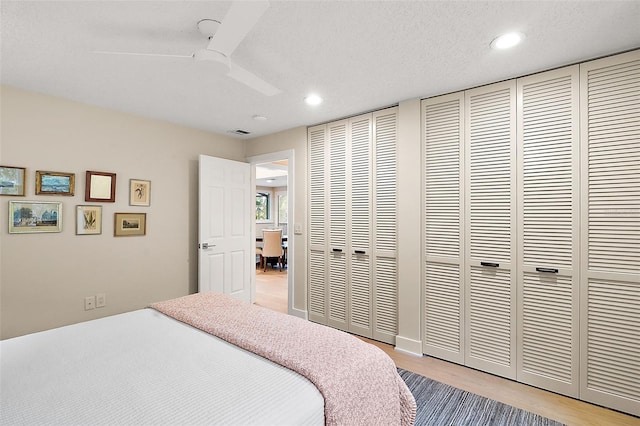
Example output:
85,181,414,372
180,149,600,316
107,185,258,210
256,192,271,221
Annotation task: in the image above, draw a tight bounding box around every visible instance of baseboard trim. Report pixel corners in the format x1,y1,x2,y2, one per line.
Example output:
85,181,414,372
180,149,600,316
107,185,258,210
290,307,308,320
395,335,423,357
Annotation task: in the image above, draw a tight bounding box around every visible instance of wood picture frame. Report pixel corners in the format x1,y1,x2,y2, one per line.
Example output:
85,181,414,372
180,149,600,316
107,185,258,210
76,205,102,235
0,165,26,196
9,201,63,233
85,171,116,202
114,212,146,237
36,170,75,196
129,179,151,206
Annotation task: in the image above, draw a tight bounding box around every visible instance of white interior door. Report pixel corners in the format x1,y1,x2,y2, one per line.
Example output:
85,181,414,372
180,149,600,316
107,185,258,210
198,155,251,302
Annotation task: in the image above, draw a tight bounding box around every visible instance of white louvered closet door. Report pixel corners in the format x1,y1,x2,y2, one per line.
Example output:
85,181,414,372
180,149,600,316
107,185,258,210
516,65,580,397
465,81,517,379
422,93,465,363
327,120,349,331
372,107,399,344
308,124,328,324
580,50,640,417
349,114,373,338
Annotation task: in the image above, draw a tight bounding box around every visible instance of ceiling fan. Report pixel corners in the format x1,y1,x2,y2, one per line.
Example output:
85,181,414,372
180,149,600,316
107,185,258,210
94,0,281,96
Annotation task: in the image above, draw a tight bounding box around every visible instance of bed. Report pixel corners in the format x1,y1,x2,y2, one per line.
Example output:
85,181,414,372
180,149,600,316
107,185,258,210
1,292,416,425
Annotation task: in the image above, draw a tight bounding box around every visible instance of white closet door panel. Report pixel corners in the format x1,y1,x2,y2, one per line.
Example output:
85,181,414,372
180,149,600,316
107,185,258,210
308,249,327,324
422,93,464,362
580,50,640,416
517,66,579,396
584,277,640,414
328,252,348,331
308,125,326,250
467,265,514,377
349,114,372,337
350,254,372,337
329,121,348,250
308,125,327,324
373,109,398,255
350,115,372,251
465,81,516,379
467,86,514,264
373,256,397,345
585,58,640,275
424,260,463,362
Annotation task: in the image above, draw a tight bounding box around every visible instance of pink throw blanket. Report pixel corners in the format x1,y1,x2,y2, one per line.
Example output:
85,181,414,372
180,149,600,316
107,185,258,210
151,293,416,426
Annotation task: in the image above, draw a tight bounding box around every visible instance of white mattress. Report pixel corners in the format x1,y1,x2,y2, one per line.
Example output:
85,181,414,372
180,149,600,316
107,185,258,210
0,309,324,425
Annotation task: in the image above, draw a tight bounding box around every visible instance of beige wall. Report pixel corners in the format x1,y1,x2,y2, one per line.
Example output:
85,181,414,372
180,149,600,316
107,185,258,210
1,86,424,350
245,127,308,314
0,86,245,339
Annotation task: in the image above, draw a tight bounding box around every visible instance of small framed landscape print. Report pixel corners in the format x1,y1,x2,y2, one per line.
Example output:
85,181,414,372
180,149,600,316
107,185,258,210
114,212,146,237
9,201,63,234
0,165,26,196
36,170,75,196
129,179,151,206
76,205,102,235
86,171,116,202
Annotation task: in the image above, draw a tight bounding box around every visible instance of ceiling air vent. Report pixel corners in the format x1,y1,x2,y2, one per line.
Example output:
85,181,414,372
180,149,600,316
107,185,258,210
229,129,251,136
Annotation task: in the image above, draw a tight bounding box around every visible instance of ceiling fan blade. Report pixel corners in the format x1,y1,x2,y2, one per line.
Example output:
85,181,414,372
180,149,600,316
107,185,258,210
227,60,281,96
93,50,192,59
207,0,269,57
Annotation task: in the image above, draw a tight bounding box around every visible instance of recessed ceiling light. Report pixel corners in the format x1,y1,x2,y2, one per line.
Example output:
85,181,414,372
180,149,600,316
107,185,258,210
304,94,323,106
253,115,267,121
490,32,525,50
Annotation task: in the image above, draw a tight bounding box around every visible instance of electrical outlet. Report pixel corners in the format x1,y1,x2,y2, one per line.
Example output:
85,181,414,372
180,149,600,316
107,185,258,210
85,296,95,311
96,293,106,308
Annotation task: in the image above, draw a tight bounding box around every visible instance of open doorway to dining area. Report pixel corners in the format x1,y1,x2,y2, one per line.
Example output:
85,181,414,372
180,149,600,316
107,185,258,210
254,157,289,314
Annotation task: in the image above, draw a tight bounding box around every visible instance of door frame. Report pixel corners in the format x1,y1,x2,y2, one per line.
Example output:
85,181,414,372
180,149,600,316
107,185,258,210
247,149,294,314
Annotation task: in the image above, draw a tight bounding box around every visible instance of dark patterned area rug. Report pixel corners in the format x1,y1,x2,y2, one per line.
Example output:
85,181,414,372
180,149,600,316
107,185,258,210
398,369,565,426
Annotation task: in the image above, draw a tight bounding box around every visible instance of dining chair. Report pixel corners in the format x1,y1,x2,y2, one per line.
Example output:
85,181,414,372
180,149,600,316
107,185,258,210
261,229,284,271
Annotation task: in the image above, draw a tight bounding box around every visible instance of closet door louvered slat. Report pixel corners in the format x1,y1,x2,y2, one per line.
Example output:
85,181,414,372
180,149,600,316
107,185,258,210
465,81,517,379
349,115,372,337
307,125,328,324
580,50,640,416
516,66,579,397
373,108,399,344
328,120,349,331
422,93,465,363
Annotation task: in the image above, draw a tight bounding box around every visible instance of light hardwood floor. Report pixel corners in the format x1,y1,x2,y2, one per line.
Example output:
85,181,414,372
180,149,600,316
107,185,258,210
254,271,639,426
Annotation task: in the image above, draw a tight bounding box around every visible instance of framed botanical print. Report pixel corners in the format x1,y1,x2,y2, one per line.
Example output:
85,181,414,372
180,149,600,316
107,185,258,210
129,179,151,206
76,205,102,235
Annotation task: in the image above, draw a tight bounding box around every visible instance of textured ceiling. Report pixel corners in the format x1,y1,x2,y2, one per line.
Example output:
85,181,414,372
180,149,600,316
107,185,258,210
2,1,640,139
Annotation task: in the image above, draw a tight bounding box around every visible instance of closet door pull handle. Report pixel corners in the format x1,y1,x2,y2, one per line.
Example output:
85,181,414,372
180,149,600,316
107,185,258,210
481,262,499,268
354,250,366,254
332,248,343,253
536,267,558,274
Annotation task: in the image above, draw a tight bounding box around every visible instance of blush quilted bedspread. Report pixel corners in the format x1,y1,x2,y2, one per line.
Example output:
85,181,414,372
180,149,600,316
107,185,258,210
151,292,416,426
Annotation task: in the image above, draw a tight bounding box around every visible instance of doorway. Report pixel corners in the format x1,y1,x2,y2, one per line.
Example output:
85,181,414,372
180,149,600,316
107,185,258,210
248,150,294,315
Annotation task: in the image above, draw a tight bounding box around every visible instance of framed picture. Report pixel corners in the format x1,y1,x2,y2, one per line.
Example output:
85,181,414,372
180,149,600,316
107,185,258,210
129,179,151,206
85,171,116,202
114,212,146,237
36,170,75,196
0,165,26,196
9,201,63,233
76,205,102,235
